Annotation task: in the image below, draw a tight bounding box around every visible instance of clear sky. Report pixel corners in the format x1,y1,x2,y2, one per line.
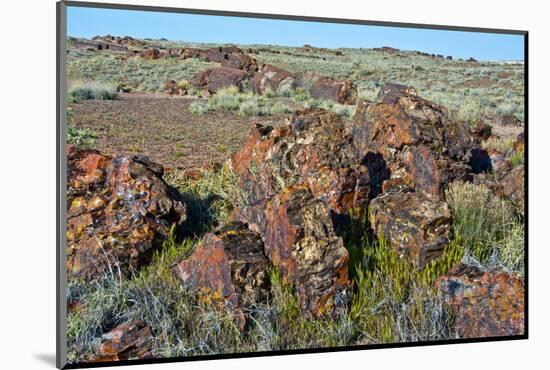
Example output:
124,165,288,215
67,6,525,61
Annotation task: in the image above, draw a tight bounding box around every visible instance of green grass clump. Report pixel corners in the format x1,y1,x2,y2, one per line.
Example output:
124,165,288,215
445,181,524,275
67,126,97,147
188,101,208,116
68,81,117,103
164,163,249,232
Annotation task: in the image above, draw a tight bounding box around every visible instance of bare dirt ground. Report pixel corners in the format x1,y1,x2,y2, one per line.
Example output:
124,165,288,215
69,93,288,169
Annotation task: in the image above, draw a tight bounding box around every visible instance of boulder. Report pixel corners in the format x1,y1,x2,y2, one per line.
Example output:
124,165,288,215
231,109,372,214
97,320,154,361
499,165,525,211
66,146,187,281
173,222,270,330
236,186,350,316
437,263,525,338
353,92,474,196
369,191,452,268
162,80,186,96
249,65,298,95
191,67,248,94
309,76,357,104
220,52,258,73
139,48,162,60
513,132,525,153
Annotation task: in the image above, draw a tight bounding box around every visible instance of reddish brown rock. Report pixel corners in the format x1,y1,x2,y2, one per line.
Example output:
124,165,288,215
66,146,186,281
139,48,162,60
470,121,493,143
191,67,248,94
369,191,452,268
231,109,371,214
249,65,298,95
353,94,474,196
162,80,186,96
499,165,525,211
377,82,418,103
173,222,270,330
437,263,525,338
220,52,258,73
236,186,350,316
97,320,154,361
309,76,357,104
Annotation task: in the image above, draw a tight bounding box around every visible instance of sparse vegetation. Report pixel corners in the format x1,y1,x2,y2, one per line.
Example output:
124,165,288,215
68,81,118,103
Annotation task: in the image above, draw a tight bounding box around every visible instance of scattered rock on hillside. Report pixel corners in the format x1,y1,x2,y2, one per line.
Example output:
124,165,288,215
369,191,452,268
513,132,525,153
191,67,248,94
249,65,299,95
220,52,259,73
437,263,525,338
236,186,350,316
140,48,162,60
309,76,357,104
97,320,154,361
173,222,270,330
66,145,187,281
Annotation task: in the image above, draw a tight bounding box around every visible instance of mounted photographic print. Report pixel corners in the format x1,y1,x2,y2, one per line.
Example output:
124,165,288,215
56,1,527,368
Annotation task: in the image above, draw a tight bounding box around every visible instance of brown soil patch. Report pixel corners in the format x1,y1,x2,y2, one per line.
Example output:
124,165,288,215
460,78,494,88
69,93,288,169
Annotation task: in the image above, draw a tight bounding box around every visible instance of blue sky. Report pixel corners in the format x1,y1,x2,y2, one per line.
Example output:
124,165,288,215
67,6,524,61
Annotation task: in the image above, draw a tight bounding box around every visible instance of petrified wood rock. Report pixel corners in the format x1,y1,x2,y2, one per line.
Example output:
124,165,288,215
249,65,298,95
470,121,493,143
220,52,259,73
173,222,270,329
437,263,525,338
377,82,418,103
139,48,162,60
309,76,357,105
191,67,248,94
66,145,186,281
353,92,475,196
369,191,452,268
236,186,350,316
499,165,525,211
231,109,371,215
98,320,154,361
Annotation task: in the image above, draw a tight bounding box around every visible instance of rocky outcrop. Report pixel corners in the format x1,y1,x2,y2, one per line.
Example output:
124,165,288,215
173,222,270,330
66,146,187,281
220,52,259,73
437,263,525,338
191,67,248,94
369,191,453,268
377,83,418,103
97,320,154,361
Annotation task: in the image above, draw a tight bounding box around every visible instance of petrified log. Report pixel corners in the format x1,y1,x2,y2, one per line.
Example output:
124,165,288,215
236,186,350,316
191,67,248,94
369,191,452,268
173,222,270,330
309,76,357,105
377,82,418,103
66,146,186,281
139,48,162,60
249,65,298,95
437,263,525,338
97,320,154,361
353,91,475,196
220,52,258,73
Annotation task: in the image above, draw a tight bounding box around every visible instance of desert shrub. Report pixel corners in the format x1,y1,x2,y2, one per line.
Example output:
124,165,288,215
176,79,189,90
445,181,523,274
189,101,208,116
510,148,525,167
269,102,293,115
68,81,117,103
483,136,514,153
291,88,311,103
67,126,97,147
238,96,268,116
